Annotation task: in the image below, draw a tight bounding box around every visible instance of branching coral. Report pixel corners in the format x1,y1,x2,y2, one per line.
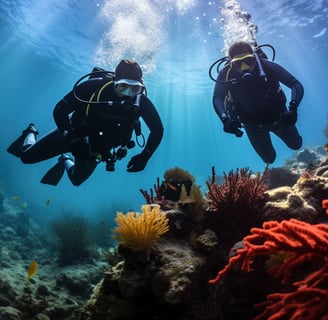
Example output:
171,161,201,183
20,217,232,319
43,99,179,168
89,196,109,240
140,177,162,204
209,218,328,320
206,166,268,212
204,166,268,243
112,205,169,252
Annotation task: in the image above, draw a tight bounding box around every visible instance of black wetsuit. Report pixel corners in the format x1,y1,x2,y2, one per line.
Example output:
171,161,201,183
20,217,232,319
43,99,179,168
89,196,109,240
21,77,163,185
213,58,304,163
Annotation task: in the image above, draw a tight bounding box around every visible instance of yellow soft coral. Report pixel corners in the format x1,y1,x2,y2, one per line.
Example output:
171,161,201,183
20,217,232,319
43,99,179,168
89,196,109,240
113,205,169,252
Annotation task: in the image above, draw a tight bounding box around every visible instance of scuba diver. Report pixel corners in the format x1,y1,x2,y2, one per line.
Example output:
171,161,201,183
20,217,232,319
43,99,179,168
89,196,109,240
7,60,164,186
211,41,304,164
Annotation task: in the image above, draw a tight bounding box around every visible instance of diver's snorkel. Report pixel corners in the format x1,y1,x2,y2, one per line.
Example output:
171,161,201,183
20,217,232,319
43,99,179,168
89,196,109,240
254,52,267,81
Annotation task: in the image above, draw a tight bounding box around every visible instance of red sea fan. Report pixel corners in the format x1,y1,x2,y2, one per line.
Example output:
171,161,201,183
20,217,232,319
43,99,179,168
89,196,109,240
209,218,328,320
205,166,269,212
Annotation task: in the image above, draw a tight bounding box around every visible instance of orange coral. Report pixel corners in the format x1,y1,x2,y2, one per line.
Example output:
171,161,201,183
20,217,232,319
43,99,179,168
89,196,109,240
113,204,169,252
255,270,328,320
209,219,328,320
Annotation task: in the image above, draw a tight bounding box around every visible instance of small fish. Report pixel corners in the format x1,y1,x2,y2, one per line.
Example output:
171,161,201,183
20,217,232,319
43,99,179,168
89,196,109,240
12,196,20,201
46,199,51,205
26,261,38,283
21,202,28,208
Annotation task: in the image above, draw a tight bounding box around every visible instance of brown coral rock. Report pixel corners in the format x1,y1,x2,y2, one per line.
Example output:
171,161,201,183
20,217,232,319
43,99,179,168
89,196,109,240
263,174,328,223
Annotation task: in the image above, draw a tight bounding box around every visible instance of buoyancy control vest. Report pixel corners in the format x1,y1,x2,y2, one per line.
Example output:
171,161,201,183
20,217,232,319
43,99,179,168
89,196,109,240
73,67,143,161
225,65,287,123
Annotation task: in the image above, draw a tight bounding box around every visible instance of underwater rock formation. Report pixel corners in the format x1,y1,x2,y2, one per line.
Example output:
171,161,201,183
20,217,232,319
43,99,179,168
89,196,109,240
0,193,107,320
263,174,328,223
265,167,300,188
73,237,217,320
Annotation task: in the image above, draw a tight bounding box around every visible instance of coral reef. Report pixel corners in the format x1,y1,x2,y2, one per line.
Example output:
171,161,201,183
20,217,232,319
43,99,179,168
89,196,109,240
2,143,328,320
112,205,169,253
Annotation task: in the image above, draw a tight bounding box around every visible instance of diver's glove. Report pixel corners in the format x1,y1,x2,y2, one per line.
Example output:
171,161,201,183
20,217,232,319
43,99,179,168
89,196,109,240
222,117,243,137
282,101,298,126
127,149,151,172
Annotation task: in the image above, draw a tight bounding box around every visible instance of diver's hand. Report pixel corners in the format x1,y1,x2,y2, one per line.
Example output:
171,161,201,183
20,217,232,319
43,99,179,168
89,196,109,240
127,150,151,172
223,117,243,136
282,101,298,126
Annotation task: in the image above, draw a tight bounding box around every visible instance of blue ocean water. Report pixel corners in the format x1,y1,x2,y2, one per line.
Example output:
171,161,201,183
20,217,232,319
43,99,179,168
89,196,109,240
0,0,327,221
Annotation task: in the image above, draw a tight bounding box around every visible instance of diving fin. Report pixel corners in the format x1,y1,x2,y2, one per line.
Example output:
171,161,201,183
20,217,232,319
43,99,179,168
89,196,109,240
7,134,26,157
40,162,65,186
7,123,39,157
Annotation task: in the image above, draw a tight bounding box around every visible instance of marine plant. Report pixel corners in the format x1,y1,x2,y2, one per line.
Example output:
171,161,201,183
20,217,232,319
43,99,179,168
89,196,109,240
51,214,94,265
209,218,328,320
112,204,169,253
163,166,195,184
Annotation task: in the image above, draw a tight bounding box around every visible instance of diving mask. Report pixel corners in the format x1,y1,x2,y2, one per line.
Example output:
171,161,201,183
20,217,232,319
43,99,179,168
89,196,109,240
230,53,255,73
115,82,144,97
